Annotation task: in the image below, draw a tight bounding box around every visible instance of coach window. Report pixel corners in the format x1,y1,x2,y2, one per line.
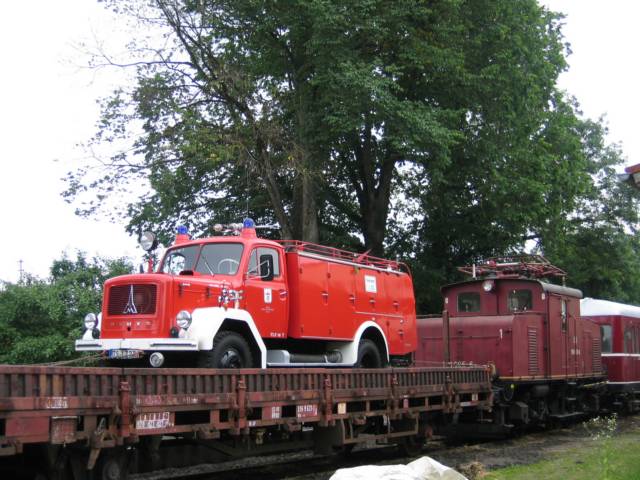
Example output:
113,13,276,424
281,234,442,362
507,289,532,312
600,325,612,353
457,292,481,313
624,327,633,353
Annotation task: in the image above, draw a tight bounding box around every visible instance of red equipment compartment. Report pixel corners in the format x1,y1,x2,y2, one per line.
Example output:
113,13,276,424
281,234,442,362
417,277,603,382
282,242,417,355
581,298,640,386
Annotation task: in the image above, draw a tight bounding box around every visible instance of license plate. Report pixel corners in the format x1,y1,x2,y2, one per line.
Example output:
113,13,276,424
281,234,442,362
108,349,143,360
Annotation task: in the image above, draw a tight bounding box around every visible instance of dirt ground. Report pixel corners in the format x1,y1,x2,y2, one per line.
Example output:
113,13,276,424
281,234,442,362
132,414,640,480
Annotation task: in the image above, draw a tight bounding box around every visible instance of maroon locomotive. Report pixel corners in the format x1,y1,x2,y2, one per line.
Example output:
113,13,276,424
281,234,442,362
581,297,640,411
417,256,605,427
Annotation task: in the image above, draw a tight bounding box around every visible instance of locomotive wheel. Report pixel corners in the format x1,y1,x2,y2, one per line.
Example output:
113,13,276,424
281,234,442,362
355,339,383,368
198,331,253,368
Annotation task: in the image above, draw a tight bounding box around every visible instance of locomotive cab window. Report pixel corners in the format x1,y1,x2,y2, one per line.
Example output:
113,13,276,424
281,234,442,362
600,325,612,353
457,292,481,312
507,289,532,311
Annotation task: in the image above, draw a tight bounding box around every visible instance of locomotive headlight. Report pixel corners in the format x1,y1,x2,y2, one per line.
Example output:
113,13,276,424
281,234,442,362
482,280,495,292
176,310,192,329
84,313,97,330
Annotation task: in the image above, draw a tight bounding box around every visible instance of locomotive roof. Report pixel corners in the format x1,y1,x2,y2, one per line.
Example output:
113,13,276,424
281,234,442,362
581,297,640,319
442,277,583,298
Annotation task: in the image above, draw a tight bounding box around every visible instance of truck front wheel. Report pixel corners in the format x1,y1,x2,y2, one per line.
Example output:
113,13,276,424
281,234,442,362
198,331,254,368
355,339,383,368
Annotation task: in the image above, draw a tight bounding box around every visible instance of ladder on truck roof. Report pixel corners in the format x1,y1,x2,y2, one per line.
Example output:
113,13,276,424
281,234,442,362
279,240,409,273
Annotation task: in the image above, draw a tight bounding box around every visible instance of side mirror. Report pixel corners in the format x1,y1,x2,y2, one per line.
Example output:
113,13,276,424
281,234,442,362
259,254,274,281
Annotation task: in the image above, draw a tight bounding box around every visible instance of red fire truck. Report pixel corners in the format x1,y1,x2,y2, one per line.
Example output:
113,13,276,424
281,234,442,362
76,219,417,368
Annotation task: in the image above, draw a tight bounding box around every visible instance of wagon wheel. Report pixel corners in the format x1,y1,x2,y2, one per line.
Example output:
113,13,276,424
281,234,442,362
398,435,424,456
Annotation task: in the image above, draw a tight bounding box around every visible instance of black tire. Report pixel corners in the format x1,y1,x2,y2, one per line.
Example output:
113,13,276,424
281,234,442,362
398,435,424,456
95,449,129,480
197,331,253,368
355,339,384,368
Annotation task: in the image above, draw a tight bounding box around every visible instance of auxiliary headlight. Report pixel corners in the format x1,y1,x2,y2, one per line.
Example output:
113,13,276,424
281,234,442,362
84,313,97,330
176,310,192,329
139,231,158,252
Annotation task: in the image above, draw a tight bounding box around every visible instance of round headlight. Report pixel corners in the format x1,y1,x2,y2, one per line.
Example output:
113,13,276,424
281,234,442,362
84,313,97,330
139,231,158,252
176,310,192,329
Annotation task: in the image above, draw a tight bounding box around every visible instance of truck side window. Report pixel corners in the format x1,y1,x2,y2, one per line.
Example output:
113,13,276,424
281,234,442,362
507,289,532,311
247,247,280,280
600,325,612,353
457,292,480,312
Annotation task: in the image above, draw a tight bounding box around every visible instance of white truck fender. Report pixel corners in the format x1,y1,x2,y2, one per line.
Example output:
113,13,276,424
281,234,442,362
185,307,267,367
326,321,389,365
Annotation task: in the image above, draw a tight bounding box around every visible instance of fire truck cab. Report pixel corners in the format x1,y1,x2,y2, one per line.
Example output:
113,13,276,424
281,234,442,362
76,220,417,368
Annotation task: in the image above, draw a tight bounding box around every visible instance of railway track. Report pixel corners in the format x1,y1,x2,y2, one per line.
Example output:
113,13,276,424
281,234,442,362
133,413,640,480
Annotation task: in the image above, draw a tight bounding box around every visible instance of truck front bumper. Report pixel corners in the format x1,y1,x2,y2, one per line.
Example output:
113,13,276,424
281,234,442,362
75,337,199,352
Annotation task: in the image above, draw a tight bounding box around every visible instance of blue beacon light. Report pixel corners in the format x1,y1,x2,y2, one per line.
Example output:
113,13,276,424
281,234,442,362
177,225,188,234
243,218,255,229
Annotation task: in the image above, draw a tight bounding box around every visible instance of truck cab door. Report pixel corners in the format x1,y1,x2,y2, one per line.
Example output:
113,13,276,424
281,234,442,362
242,246,288,339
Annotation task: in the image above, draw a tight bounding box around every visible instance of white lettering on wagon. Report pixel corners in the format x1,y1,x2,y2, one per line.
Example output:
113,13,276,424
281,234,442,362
296,404,318,419
42,397,69,409
135,411,173,430
135,395,201,407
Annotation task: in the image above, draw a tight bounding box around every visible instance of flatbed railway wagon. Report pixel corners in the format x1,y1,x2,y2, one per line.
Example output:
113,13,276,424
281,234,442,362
0,364,492,480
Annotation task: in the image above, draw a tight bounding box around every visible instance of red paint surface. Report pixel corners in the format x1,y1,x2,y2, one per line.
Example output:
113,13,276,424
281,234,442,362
100,228,417,356
585,315,640,383
417,278,602,381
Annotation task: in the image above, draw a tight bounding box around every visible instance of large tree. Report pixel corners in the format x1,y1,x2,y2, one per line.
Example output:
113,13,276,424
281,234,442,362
66,1,574,253
65,1,640,309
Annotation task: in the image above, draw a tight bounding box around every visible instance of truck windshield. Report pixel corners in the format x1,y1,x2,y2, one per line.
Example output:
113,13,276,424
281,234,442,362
195,243,243,275
161,245,199,274
161,243,244,276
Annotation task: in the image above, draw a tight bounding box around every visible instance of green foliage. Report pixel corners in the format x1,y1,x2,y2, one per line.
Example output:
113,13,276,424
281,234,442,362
64,0,640,310
0,253,131,364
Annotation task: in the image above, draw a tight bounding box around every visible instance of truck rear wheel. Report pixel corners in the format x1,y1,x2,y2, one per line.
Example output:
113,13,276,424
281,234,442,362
355,339,383,368
198,331,254,368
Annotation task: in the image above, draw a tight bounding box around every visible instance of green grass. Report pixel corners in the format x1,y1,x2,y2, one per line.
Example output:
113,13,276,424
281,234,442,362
483,432,640,480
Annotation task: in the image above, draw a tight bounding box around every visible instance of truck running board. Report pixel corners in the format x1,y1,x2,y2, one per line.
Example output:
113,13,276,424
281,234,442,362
267,349,348,367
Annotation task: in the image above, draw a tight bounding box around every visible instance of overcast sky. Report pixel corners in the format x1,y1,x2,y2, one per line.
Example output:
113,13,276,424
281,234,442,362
0,1,638,284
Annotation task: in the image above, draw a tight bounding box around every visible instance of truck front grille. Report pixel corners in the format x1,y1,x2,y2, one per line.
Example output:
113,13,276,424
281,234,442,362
108,284,157,315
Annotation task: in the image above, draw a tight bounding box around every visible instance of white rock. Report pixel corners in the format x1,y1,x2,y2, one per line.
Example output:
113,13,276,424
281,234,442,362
329,456,467,480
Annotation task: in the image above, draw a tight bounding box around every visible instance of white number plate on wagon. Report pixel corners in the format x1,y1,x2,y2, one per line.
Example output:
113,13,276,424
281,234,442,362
136,412,173,430
107,349,143,359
